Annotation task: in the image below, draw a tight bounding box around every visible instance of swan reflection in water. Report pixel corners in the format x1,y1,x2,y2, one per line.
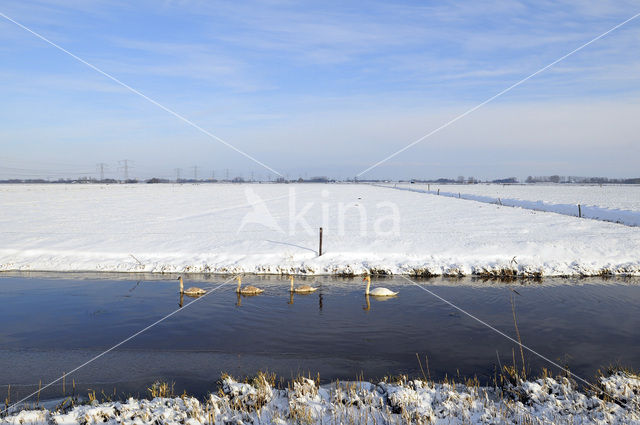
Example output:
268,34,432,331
363,293,398,311
287,277,322,311
235,289,264,308
178,289,206,308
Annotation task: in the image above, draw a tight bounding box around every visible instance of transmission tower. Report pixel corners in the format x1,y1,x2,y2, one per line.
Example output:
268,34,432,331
118,160,133,181
96,163,108,181
174,168,182,182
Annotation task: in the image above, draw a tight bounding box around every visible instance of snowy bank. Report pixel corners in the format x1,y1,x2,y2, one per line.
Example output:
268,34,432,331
3,372,639,425
1,184,640,277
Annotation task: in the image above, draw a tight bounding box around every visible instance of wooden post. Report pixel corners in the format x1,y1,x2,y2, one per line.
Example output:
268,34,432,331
578,204,582,218
498,198,502,206
428,184,430,191
458,192,461,198
318,227,323,256
437,189,440,195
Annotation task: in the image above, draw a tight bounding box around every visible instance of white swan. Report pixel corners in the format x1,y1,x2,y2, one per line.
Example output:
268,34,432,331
178,276,206,296
236,276,264,295
289,276,318,293
363,276,398,297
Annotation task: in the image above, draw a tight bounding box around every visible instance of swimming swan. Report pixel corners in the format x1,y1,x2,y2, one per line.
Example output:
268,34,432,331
178,276,206,296
289,276,318,293
363,276,398,297
236,276,264,295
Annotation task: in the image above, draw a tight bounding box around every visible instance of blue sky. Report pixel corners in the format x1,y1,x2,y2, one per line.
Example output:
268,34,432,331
1,0,639,180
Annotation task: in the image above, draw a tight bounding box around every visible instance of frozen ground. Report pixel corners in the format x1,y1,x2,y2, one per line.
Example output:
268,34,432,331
2,372,639,424
1,183,639,277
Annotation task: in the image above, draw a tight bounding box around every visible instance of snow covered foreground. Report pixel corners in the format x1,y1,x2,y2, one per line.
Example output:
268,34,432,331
1,183,640,277
3,373,639,425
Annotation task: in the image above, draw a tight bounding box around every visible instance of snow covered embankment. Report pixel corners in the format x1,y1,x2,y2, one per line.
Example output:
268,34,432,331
3,373,639,425
380,184,640,227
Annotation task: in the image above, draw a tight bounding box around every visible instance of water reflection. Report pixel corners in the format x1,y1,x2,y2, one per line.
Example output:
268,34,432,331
287,288,323,312
2,273,640,402
179,291,206,308
363,294,398,311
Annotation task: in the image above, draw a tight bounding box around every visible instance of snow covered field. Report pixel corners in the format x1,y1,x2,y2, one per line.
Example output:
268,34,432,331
386,183,640,226
1,183,639,276
3,372,639,425
402,183,640,211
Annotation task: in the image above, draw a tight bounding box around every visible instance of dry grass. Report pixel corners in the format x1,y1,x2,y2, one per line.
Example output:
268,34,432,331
148,381,174,398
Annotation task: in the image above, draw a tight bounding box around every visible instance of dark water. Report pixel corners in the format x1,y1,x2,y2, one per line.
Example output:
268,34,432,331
0,272,639,402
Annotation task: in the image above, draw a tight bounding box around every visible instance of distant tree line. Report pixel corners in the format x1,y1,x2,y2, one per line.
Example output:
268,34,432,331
525,175,640,184
2,175,639,184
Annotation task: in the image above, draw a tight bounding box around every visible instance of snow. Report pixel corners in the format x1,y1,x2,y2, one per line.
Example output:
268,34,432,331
388,183,640,226
2,373,639,424
406,183,640,211
1,183,639,277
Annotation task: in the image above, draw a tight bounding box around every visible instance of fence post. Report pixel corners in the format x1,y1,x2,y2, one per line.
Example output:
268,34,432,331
437,189,440,195
318,227,323,256
578,204,582,218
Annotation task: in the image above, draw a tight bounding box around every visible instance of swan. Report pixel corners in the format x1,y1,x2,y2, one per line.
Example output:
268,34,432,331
178,276,206,296
363,276,398,297
289,276,318,293
236,276,264,295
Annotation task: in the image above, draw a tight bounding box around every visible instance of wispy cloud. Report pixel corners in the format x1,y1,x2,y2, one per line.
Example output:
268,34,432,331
1,0,639,179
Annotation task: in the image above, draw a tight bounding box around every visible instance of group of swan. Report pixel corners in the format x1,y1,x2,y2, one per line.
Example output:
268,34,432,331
178,275,398,297
235,276,319,295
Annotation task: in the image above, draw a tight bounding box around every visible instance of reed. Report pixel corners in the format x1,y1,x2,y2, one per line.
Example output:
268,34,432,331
511,294,527,380
148,381,174,398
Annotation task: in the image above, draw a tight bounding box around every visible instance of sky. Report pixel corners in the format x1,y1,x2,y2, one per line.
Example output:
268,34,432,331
1,0,639,181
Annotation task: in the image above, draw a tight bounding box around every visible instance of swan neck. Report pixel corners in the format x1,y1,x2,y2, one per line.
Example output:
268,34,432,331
365,278,370,295
236,278,241,293
290,277,294,291
179,277,183,293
